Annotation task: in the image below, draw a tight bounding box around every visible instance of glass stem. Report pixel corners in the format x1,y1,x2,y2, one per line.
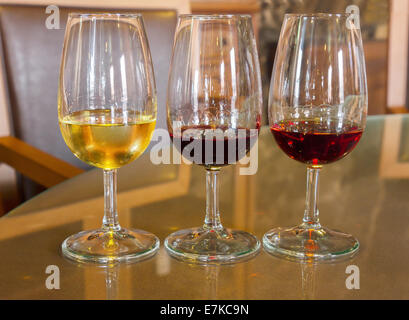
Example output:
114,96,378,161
103,169,121,232
204,169,222,230
302,167,321,229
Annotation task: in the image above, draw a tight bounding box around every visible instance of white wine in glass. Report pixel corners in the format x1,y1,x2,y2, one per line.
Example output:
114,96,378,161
58,13,159,264
60,109,156,169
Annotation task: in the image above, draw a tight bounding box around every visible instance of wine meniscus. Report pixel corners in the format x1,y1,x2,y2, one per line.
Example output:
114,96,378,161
60,109,156,169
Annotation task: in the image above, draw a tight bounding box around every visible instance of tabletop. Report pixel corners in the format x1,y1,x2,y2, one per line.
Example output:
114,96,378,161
0,114,408,300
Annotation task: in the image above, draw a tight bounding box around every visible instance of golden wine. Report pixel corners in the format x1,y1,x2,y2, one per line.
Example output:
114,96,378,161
60,109,156,169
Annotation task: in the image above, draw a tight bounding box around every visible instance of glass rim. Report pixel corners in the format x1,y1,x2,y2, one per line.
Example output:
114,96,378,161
68,12,142,18
284,12,352,18
178,14,252,19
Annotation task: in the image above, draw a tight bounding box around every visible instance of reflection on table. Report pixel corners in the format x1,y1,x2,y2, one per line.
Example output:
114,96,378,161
0,115,408,299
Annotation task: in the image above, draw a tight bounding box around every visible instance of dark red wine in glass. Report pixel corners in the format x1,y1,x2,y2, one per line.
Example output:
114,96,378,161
165,15,263,264
170,125,259,167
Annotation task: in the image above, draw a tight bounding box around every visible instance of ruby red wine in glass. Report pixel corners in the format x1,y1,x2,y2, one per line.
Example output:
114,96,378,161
271,120,363,166
263,12,368,262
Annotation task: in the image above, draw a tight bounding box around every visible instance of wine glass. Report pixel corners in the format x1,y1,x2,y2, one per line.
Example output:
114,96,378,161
263,13,368,262
58,13,159,264
165,14,263,264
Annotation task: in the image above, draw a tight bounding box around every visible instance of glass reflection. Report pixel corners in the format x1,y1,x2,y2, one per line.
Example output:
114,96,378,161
300,262,317,300
105,264,119,300
205,265,220,300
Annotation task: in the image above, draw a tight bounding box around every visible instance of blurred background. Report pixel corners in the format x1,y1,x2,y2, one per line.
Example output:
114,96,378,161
0,0,404,213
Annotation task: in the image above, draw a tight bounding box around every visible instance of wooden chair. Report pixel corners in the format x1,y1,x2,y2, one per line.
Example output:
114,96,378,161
0,137,84,214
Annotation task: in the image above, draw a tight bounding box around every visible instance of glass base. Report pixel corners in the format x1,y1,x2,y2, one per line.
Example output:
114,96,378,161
61,228,160,264
164,227,260,264
263,225,359,262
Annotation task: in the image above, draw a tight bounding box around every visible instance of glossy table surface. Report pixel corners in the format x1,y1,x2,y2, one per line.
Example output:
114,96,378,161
1,114,408,299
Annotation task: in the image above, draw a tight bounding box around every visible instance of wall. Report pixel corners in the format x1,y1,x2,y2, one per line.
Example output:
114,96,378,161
388,0,409,110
